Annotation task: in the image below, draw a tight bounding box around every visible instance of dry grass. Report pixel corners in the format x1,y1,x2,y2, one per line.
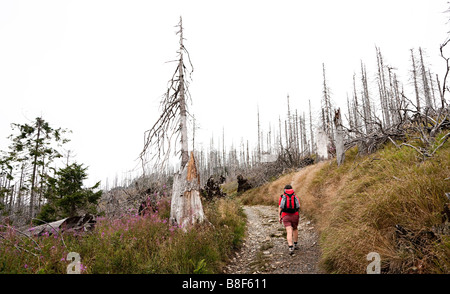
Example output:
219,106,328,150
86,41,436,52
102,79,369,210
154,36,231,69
306,136,450,274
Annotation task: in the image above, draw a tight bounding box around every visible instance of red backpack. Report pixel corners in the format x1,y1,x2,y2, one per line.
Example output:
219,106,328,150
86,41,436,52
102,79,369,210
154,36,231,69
280,189,300,213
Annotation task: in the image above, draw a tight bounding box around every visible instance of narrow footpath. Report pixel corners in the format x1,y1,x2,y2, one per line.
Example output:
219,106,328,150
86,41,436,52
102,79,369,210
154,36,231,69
223,205,322,274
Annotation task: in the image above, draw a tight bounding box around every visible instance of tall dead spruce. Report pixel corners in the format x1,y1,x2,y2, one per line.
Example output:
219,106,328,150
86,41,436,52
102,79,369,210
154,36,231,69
140,17,205,229
334,108,345,166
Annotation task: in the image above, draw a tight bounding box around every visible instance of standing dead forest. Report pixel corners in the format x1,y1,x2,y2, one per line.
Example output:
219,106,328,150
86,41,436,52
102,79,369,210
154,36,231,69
1,39,448,226
0,7,449,275
98,41,450,222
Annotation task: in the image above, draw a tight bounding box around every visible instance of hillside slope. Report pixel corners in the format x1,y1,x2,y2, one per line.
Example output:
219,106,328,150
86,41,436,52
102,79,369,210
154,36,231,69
239,139,450,274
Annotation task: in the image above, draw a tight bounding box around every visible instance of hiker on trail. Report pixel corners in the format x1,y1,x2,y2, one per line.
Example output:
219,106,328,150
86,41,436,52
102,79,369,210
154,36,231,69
278,184,300,255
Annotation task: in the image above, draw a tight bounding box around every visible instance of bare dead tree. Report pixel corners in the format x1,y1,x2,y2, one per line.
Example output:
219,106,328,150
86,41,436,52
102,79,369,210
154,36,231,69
309,99,315,154
222,127,226,172
287,94,293,151
410,49,420,111
302,112,308,155
322,63,334,141
140,16,194,173
419,47,433,111
429,69,438,110
138,17,205,228
346,94,354,133
296,109,301,156
352,73,362,134
438,37,450,107
360,61,373,134
377,47,391,127
334,108,345,166
279,115,283,153
257,105,261,163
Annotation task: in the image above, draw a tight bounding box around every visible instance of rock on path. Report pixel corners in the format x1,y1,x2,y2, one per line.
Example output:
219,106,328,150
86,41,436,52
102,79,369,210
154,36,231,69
223,205,322,274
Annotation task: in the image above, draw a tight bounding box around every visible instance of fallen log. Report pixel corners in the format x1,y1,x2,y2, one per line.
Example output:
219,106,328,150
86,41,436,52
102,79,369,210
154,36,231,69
25,214,96,237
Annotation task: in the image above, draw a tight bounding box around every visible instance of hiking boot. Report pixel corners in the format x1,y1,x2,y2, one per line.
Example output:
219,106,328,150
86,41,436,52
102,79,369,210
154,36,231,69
294,243,299,250
289,246,294,255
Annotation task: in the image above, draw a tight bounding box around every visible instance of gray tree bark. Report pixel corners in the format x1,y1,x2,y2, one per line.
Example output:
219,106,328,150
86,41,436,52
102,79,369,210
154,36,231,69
316,129,329,161
334,108,345,166
309,100,315,154
178,18,189,168
411,49,421,112
419,47,433,110
170,151,205,229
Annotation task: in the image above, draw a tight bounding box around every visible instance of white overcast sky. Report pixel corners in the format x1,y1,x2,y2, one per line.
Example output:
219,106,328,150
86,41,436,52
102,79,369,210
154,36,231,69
0,0,449,187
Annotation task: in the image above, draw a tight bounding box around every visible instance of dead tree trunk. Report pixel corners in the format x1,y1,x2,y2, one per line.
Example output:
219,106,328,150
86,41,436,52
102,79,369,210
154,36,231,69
278,116,283,154
411,49,421,112
141,17,206,228
361,61,372,134
428,70,438,110
352,73,362,134
287,94,293,152
302,112,308,155
438,38,450,108
309,99,315,154
419,47,433,111
334,108,345,166
170,152,205,229
257,106,261,163
178,18,189,168
322,63,334,140
316,129,329,161
377,47,391,127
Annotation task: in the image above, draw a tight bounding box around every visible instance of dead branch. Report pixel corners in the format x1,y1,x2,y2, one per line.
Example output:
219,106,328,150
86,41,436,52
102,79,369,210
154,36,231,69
439,38,450,104
388,136,427,157
7,225,42,252
430,131,450,156
140,17,193,173
0,234,39,257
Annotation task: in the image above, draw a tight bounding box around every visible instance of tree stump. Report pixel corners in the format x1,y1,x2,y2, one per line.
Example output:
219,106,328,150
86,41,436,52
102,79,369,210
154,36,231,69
237,174,252,193
202,176,226,201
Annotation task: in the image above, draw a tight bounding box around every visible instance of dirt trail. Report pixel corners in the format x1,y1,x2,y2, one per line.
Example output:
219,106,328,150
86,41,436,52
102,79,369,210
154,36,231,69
223,204,322,274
